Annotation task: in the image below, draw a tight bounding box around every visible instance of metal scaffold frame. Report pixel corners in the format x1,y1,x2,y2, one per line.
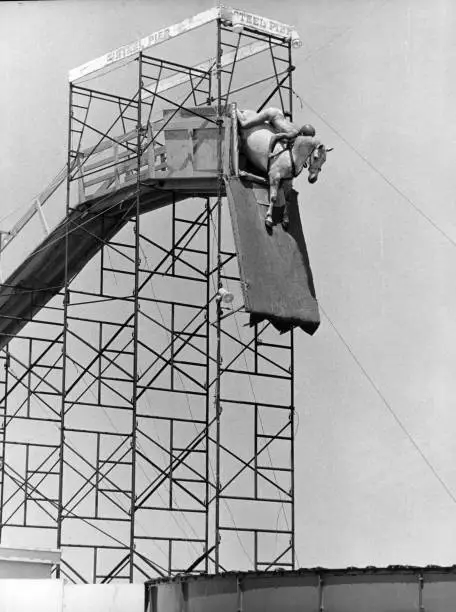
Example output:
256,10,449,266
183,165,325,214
0,10,298,582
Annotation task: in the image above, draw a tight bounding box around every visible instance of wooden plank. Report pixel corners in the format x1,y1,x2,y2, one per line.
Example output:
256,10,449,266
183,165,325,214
83,156,158,190
82,143,165,174
163,119,217,131
163,106,216,119
82,148,133,173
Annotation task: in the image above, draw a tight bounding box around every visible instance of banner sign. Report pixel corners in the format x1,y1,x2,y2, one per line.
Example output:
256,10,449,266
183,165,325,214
69,6,300,83
228,8,295,40
69,7,218,82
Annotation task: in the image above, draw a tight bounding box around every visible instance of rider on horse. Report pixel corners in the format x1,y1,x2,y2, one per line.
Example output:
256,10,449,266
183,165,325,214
236,104,331,229
236,107,316,158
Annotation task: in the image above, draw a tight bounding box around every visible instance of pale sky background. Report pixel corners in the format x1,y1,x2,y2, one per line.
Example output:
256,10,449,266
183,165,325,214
1,0,456,571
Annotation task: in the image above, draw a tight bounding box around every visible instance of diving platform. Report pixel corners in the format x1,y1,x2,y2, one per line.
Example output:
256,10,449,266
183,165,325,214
0,106,224,349
0,100,321,348
0,7,314,580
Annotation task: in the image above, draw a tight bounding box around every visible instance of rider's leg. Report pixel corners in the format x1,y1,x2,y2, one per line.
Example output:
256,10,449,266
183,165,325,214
237,107,281,129
268,133,282,157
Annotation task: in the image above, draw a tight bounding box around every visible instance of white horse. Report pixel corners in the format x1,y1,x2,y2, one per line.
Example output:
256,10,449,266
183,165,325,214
238,112,331,228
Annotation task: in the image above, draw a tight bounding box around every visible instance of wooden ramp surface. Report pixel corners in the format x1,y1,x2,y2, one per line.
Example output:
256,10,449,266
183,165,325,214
226,177,320,334
0,177,219,350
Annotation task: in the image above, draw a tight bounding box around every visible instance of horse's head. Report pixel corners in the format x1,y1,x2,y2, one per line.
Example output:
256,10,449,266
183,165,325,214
306,141,333,184
292,137,333,183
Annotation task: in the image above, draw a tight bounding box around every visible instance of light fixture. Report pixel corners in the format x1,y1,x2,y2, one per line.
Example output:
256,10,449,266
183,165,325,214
217,287,234,304
232,15,244,34
290,30,302,48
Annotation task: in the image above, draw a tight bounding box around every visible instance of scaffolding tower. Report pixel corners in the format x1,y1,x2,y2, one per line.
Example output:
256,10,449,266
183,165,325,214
0,7,300,582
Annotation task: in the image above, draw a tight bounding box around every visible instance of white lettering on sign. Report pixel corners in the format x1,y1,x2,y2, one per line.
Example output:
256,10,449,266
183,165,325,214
231,9,295,39
69,7,218,82
104,28,171,65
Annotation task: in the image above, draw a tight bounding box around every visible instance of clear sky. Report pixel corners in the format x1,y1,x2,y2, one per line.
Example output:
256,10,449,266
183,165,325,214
1,0,456,570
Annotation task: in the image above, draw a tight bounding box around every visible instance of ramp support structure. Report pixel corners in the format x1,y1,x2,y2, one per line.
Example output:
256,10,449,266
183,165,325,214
0,11,302,581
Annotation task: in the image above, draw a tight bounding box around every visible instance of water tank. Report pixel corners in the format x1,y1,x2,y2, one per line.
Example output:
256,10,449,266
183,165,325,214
145,566,456,612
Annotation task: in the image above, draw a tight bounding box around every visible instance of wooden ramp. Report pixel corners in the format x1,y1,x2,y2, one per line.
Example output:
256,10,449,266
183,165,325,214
0,178,220,351
225,176,320,334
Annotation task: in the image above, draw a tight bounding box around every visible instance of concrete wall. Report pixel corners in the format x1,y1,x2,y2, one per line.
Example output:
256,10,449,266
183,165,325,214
0,581,144,612
63,584,144,612
0,546,60,579
0,579,64,612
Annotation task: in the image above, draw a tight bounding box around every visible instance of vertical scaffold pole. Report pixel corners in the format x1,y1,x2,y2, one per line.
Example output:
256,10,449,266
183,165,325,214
57,82,74,579
0,347,9,544
288,39,296,571
214,14,223,574
205,198,211,575
129,51,143,582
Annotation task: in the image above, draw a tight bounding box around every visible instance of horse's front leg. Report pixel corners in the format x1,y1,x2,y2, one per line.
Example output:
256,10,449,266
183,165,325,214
266,175,280,228
281,201,289,230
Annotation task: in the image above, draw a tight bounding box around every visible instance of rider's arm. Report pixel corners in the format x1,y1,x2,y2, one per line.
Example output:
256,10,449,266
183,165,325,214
268,129,300,157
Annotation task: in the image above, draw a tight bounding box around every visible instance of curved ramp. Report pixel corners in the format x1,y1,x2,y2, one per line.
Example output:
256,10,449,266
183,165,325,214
0,177,219,350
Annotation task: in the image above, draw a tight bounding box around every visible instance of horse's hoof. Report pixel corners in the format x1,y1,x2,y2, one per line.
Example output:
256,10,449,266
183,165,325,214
265,216,274,229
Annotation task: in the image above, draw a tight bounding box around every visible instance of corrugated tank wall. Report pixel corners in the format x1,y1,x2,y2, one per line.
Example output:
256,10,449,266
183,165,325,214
145,567,456,612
